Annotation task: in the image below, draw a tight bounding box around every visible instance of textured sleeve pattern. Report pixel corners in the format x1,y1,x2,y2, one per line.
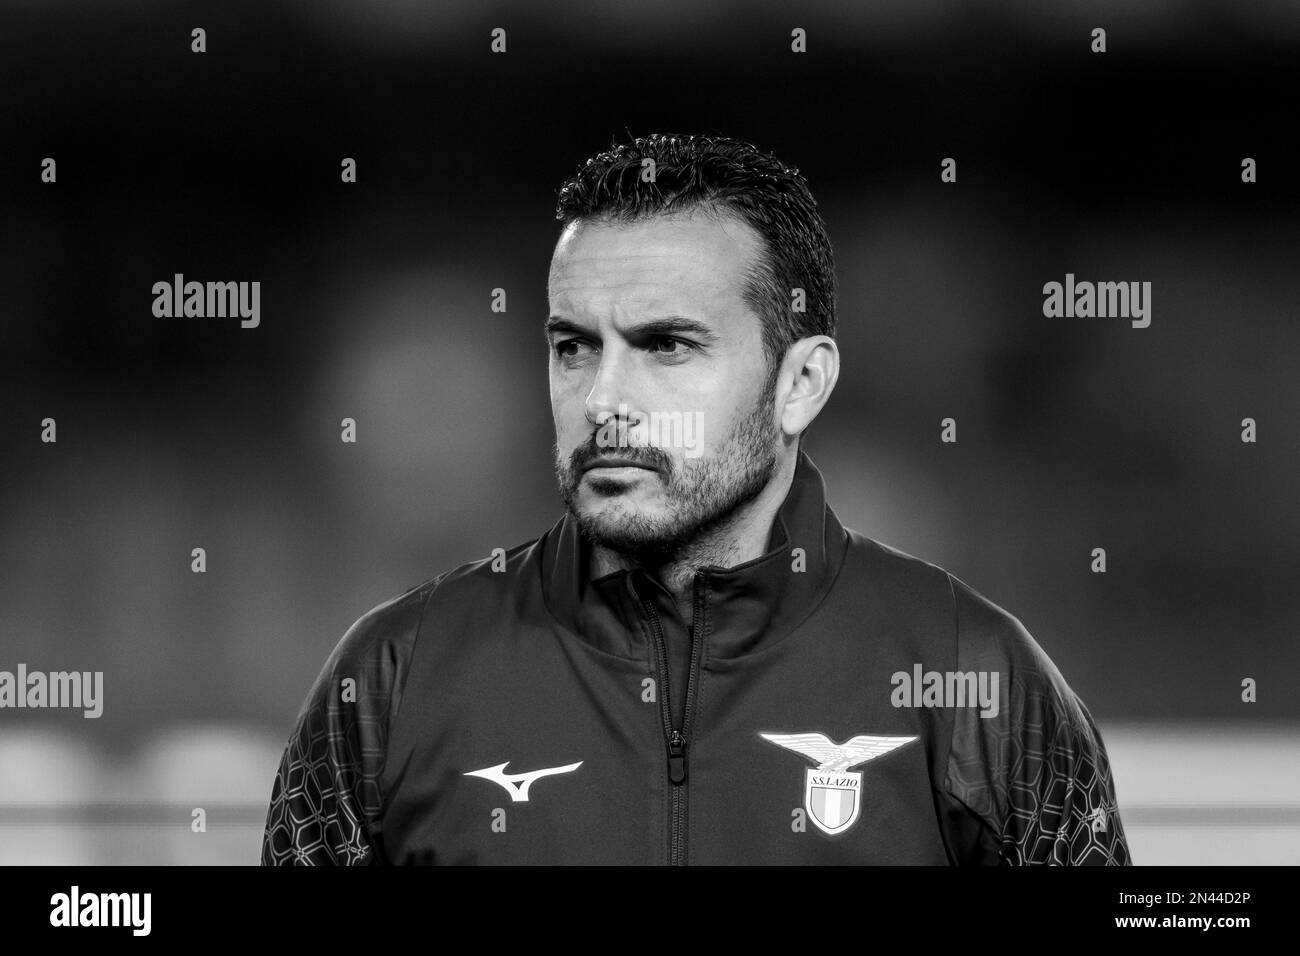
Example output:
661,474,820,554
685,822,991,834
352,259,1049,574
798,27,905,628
261,587,426,865
947,681,1131,865
942,574,1132,866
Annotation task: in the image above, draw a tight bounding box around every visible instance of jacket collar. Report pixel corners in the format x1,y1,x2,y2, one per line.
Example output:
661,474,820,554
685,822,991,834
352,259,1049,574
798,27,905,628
540,450,848,660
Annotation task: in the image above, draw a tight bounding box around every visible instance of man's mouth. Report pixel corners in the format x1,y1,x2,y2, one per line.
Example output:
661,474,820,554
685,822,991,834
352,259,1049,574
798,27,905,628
581,455,659,474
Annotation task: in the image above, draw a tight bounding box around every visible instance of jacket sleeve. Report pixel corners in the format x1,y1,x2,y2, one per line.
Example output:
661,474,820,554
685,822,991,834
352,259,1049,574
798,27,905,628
260,586,426,865
939,574,1132,866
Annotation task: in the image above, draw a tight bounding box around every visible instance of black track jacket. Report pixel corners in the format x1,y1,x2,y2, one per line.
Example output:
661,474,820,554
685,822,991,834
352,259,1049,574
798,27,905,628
261,452,1131,865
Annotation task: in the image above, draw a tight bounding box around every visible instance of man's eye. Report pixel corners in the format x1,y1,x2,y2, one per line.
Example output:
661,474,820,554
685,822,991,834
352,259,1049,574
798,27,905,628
554,339,590,358
649,336,689,355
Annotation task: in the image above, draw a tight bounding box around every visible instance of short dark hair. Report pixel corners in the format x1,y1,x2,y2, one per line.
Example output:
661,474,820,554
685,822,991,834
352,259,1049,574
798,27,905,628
554,133,836,372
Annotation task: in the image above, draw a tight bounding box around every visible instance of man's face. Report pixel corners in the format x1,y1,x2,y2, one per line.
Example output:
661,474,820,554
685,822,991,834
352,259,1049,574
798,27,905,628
547,210,782,556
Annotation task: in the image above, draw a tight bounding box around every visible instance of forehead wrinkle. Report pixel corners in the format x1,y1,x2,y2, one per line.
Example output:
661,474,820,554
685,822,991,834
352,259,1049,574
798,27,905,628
550,249,743,294
549,269,727,320
551,276,726,319
550,257,715,292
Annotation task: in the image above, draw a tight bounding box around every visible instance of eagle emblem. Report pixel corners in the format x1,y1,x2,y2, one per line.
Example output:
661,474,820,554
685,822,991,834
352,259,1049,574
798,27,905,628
760,732,917,835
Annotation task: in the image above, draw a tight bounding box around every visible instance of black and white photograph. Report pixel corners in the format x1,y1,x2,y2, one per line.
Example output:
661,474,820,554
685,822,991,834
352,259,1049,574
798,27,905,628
1,0,1296,935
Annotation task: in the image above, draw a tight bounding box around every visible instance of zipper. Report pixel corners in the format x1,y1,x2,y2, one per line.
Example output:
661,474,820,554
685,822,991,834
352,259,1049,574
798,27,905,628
640,571,706,866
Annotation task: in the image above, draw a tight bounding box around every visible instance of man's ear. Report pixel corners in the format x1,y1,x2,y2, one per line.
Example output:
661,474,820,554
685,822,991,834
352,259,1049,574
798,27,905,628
777,336,839,439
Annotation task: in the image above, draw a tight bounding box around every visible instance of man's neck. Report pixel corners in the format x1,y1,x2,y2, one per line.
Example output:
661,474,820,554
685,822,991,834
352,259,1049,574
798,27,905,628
590,452,799,616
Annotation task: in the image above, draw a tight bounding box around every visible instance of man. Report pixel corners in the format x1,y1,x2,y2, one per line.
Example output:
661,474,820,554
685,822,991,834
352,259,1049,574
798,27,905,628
261,133,1131,865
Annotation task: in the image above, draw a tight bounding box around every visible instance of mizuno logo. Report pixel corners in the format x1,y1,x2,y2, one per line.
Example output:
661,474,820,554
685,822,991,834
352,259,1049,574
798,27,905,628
463,761,583,802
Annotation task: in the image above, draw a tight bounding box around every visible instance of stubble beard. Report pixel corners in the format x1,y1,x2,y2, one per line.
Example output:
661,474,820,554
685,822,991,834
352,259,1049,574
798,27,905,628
554,368,781,561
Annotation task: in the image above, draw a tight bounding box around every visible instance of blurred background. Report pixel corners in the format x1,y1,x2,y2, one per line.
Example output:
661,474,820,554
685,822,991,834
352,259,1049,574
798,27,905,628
1,0,1297,864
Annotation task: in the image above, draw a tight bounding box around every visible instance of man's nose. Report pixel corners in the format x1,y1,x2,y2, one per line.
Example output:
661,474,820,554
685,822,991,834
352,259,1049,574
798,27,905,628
583,350,642,429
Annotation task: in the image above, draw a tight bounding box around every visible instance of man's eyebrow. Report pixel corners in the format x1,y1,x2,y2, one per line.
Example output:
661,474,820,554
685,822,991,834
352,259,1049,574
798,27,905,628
632,316,718,341
545,316,587,336
544,315,718,341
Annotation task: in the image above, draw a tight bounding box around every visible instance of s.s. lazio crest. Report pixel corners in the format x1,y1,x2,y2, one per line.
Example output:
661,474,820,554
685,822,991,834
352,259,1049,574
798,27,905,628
759,732,918,835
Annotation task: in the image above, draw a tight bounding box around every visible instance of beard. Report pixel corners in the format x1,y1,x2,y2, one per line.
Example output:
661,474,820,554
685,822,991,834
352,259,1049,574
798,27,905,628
553,366,781,559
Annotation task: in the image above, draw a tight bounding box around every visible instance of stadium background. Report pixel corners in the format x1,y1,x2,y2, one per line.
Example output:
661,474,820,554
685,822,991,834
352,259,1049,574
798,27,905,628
1,0,1297,864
